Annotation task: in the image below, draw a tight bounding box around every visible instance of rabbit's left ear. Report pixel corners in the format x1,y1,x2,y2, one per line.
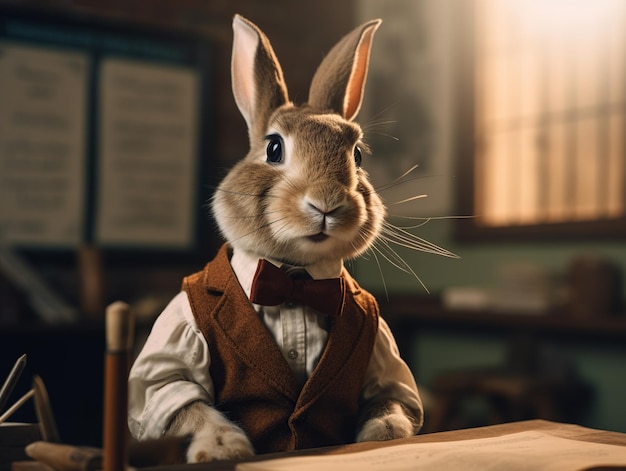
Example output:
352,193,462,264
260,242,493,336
308,19,381,121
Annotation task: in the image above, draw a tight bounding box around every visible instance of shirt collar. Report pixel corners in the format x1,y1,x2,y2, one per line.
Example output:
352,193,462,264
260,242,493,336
230,247,343,299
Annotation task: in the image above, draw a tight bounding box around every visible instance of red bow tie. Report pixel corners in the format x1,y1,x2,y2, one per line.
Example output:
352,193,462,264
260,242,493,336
249,259,346,317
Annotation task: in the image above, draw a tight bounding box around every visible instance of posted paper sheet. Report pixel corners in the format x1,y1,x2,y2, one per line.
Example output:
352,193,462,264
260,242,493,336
95,58,199,248
0,41,88,246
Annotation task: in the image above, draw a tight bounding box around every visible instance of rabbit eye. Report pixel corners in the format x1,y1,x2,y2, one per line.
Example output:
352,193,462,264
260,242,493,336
354,146,362,168
266,135,283,164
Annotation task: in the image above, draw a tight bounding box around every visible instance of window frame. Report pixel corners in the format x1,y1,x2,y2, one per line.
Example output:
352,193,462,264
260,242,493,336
453,1,626,243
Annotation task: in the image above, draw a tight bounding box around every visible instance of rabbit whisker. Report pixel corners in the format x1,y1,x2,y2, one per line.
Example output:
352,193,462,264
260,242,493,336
367,246,389,301
220,208,283,220
362,102,399,128
227,216,290,245
380,222,459,259
362,118,398,131
387,214,477,230
267,218,295,243
392,194,428,205
364,130,400,141
274,170,303,195
392,164,420,185
372,237,414,276
374,174,434,195
370,240,429,294
209,185,281,199
392,214,476,221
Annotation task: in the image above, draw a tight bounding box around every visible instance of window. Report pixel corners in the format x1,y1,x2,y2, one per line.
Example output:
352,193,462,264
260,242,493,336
456,0,626,240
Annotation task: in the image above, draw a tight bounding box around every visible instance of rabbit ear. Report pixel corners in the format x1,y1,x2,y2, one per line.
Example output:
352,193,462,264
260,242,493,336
308,19,381,121
231,15,289,137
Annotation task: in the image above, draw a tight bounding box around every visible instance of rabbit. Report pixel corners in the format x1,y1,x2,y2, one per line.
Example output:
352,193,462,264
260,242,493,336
128,14,424,463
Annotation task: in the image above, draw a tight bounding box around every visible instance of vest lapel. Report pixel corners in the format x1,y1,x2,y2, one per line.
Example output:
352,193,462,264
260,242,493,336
206,246,301,402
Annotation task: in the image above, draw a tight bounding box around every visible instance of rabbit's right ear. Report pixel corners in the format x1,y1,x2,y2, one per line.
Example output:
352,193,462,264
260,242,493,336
231,15,289,139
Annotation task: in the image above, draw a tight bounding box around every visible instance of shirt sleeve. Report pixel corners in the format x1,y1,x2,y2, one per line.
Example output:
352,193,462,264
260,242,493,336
360,316,424,423
128,291,214,440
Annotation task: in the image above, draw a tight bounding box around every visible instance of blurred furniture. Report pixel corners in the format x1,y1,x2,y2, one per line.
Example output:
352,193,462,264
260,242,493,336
424,366,592,433
382,296,626,432
0,424,40,471
383,296,626,349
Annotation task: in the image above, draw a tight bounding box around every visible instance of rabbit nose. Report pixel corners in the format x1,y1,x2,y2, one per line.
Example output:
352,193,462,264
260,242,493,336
304,189,347,217
307,201,341,217
306,200,343,232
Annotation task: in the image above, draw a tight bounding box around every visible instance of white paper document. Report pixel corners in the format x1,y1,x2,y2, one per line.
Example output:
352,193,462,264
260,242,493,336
237,431,626,471
0,41,88,247
95,58,199,248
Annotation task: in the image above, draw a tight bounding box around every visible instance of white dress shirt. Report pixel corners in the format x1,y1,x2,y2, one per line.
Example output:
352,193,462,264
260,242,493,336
128,248,422,440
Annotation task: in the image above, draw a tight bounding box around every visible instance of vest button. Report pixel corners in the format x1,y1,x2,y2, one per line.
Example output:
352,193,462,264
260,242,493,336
285,300,295,308
287,349,298,360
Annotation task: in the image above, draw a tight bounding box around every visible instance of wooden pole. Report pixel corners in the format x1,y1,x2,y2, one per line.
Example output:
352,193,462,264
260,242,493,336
102,301,134,471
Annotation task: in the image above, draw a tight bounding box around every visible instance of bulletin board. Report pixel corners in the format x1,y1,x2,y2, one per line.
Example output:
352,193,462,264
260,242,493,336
0,6,211,251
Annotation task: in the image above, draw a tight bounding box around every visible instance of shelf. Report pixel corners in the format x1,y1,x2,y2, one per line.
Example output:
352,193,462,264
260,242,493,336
379,296,626,341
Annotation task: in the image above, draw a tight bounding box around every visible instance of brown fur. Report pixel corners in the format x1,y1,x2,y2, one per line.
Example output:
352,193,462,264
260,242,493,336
213,105,384,266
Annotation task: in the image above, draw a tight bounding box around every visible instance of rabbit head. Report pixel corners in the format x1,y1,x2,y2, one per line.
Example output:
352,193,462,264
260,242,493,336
213,15,384,267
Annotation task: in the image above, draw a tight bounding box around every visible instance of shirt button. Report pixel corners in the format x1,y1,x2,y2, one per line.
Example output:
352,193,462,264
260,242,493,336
287,349,298,360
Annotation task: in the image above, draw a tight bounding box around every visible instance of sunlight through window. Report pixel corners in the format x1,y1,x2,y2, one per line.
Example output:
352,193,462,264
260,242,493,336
474,0,625,227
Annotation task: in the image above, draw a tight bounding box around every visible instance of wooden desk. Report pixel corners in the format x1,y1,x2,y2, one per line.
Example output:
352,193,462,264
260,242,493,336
141,420,626,470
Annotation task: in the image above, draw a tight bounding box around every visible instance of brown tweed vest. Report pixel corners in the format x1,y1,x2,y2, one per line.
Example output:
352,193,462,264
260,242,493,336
182,244,379,454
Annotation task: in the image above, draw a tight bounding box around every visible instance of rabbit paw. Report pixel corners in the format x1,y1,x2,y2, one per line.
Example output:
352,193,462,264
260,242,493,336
187,423,255,463
167,401,255,463
356,402,416,442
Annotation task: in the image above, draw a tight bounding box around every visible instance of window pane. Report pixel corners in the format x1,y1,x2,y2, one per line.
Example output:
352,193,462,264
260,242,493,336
473,0,626,229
